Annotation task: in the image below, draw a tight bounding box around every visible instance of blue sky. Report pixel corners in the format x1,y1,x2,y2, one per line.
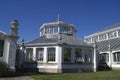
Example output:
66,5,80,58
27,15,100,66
0,0,120,43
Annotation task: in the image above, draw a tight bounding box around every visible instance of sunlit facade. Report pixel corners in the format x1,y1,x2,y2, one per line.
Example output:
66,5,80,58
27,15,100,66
19,20,94,73
85,23,120,70
0,20,19,72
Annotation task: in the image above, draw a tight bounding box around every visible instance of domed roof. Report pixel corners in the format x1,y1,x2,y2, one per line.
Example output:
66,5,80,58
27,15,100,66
40,20,77,32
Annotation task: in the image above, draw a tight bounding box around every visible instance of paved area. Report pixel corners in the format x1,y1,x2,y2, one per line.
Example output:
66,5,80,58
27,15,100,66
0,76,35,80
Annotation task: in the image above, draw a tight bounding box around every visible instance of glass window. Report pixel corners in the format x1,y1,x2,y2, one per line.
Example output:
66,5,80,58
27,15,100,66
54,26,58,33
108,31,117,39
0,40,4,57
75,49,83,63
48,48,55,62
91,37,95,42
64,48,71,62
99,34,107,41
100,53,109,63
84,53,89,63
48,27,54,34
36,48,44,61
94,36,98,42
118,30,120,36
25,48,33,62
45,28,49,34
84,49,92,63
113,52,120,63
60,26,70,33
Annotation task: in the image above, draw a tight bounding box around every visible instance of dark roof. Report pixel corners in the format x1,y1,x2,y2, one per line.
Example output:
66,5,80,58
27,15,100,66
92,37,120,52
26,34,91,47
26,35,58,45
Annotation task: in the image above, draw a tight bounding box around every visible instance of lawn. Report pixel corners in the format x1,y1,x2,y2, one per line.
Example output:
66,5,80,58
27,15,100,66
26,70,120,80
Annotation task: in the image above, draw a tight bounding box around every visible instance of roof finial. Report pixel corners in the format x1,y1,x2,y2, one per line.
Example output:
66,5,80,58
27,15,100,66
57,14,60,21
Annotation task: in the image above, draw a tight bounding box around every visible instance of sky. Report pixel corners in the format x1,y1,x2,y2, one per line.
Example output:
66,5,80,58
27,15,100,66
0,0,120,43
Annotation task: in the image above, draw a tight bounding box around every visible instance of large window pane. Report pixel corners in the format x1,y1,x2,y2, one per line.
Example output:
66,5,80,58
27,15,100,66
54,26,58,33
84,49,92,63
48,48,55,62
36,48,43,61
0,40,4,57
113,52,120,63
118,30,120,36
64,48,71,62
25,48,33,62
75,49,83,63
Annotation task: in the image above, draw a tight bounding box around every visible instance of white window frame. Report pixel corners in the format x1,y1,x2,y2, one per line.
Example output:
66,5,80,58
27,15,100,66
47,48,56,62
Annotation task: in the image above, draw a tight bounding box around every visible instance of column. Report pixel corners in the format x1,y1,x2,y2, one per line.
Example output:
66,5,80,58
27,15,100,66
33,48,36,61
56,46,62,73
109,51,112,68
93,44,97,72
58,26,60,33
106,33,108,39
43,47,47,63
56,46,63,63
116,31,119,37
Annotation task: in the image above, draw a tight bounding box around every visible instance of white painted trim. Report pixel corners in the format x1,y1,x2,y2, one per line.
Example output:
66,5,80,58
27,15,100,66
85,27,120,38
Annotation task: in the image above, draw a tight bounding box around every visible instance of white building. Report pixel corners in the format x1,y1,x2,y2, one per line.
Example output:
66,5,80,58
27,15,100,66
19,19,94,73
0,20,19,72
85,23,120,70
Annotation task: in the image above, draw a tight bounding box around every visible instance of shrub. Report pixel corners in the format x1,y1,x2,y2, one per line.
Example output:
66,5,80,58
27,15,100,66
0,61,8,77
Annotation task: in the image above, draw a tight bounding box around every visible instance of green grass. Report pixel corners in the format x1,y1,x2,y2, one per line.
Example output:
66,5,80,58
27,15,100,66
27,70,120,80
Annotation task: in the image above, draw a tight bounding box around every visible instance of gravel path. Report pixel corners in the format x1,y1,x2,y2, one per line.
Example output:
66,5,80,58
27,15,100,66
0,76,35,80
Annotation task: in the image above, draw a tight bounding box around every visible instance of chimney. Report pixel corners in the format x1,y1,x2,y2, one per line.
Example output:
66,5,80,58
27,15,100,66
10,20,19,36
